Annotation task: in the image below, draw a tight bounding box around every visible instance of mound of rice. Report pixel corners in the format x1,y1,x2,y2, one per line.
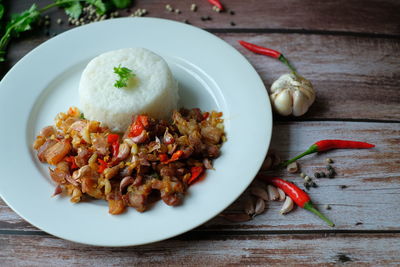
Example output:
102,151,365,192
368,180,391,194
79,48,179,132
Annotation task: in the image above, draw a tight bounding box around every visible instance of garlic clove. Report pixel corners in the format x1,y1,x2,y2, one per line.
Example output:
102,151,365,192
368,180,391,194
269,73,315,117
267,185,280,201
254,198,266,215
270,89,293,116
280,196,294,214
292,90,311,116
270,73,293,92
277,188,286,201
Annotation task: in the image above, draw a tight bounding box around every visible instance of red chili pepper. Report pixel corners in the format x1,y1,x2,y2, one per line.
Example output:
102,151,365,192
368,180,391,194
188,166,204,185
170,150,184,161
238,40,297,74
107,133,119,144
207,0,223,10
97,159,108,173
202,112,209,120
64,156,78,169
137,115,149,128
281,140,375,167
128,123,144,137
162,150,184,164
263,177,334,227
159,153,168,162
128,115,149,137
107,134,120,158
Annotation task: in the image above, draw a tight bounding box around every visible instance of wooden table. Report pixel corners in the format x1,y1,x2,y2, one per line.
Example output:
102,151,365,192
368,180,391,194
1,1,399,265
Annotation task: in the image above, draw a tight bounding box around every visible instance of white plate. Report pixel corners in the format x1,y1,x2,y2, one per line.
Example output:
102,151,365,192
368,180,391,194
0,18,272,246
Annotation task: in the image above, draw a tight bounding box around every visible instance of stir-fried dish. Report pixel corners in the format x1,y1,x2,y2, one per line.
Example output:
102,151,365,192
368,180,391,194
33,107,225,215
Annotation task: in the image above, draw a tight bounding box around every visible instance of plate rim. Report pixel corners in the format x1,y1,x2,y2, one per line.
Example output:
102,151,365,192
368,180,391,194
0,17,272,247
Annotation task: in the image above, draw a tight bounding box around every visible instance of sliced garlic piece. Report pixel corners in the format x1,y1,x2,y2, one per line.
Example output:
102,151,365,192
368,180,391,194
280,196,294,214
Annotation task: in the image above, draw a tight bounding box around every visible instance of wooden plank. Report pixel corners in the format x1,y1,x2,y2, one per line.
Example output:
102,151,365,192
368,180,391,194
2,121,399,232
0,233,399,265
227,33,400,121
1,33,399,121
7,0,400,35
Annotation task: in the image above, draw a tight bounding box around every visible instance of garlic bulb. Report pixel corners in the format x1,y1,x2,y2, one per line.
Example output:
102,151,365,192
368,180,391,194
270,73,315,116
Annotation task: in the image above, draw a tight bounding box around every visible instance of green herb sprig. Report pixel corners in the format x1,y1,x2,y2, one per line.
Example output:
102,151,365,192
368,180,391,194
113,65,134,88
0,0,133,62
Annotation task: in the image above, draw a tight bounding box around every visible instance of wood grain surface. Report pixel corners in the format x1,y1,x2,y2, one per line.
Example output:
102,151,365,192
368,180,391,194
1,233,400,266
7,0,400,35
1,0,399,265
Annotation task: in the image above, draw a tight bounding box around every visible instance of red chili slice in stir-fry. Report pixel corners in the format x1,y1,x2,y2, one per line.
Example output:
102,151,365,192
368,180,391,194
64,155,78,169
188,166,204,185
107,133,120,157
159,153,168,162
128,115,149,138
107,134,119,144
97,158,108,173
161,150,184,164
169,150,184,162
137,115,149,128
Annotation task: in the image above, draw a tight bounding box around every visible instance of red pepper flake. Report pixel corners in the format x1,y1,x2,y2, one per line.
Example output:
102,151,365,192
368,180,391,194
188,166,204,185
128,115,149,138
137,115,149,128
159,153,168,162
161,150,184,164
169,150,184,162
128,123,144,137
97,159,108,173
107,133,119,144
64,156,78,170
107,134,120,158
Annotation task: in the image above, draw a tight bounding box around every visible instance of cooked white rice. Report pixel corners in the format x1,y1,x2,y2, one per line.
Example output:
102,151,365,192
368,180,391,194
79,48,179,132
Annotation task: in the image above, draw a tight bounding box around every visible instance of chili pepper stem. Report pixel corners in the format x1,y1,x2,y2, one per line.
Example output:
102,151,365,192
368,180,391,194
278,54,298,75
303,202,335,227
279,144,318,168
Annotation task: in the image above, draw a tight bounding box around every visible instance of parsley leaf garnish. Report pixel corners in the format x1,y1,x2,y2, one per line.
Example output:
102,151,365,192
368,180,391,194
113,65,134,88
